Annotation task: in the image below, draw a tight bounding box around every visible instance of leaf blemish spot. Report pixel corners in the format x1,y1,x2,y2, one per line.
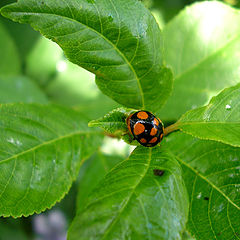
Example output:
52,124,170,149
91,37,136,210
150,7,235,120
204,197,209,201
153,169,165,176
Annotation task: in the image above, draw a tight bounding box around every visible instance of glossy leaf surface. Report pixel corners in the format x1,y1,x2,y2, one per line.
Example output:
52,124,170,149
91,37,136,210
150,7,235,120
159,1,240,120
177,83,240,147
0,75,48,103
0,104,102,217
1,0,173,112
68,146,188,240
162,132,240,240
77,152,124,212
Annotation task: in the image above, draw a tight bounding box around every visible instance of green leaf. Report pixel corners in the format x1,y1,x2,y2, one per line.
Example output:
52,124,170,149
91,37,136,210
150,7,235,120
89,107,140,145
1,0,173,112
0,20,20,75
0,75,48,104
162,132,240,240
176,83,240,147
159,1,240,120
77,152,124,212
88,107,131,136
68,146,189,240
0,103,102,218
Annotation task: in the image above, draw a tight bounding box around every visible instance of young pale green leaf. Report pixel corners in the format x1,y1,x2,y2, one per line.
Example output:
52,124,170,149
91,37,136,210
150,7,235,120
176,83,240,147
88,108,131,136
68,146,189,240
159,1,240,120
0,20,20,75
0,103,102,218
89,107,140,145
0,75,48,104
162,132,240,240
1,0,173,112
77,152,124,212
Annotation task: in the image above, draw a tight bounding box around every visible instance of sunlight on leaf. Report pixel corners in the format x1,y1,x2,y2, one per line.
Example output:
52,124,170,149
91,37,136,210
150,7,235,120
177,83,240,147
159,1,240,120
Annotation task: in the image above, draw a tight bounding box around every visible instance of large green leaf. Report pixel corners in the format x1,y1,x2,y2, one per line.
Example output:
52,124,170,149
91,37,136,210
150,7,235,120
0,103,102,217
0,20,20,75
176,83,240,147
77,152,124,212
159,1,240,120
68,146,188,240
1,0,173,112
162,132,240,240
0,75,48,103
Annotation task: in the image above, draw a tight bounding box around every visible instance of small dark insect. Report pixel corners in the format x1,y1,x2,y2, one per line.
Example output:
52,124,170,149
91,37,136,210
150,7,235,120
204,197,209,201
153,169,165,176
126,110,164,147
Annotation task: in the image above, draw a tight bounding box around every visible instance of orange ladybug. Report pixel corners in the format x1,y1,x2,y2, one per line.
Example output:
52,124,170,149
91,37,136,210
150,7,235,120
126,110,164,147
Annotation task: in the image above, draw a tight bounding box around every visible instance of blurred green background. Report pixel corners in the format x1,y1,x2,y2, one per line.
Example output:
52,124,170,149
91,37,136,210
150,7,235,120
0,0,239,239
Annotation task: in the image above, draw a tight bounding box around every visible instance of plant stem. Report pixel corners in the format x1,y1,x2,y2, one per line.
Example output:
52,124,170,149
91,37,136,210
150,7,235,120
164,122,180,136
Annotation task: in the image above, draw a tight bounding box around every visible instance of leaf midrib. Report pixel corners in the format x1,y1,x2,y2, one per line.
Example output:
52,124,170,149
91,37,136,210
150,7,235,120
4,8,145,108
175,154,240,211
0,130,97,165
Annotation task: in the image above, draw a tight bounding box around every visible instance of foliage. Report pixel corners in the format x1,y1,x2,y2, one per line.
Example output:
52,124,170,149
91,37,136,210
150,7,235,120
0,0,239,239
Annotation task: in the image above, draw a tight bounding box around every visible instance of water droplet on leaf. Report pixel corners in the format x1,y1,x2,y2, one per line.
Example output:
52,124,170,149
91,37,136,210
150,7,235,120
225,104,231,110
197,192,202,199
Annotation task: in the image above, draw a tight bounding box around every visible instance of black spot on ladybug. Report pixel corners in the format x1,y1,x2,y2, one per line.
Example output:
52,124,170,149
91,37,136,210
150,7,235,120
126,110,164,147
153,169,165,176
204,197,209,201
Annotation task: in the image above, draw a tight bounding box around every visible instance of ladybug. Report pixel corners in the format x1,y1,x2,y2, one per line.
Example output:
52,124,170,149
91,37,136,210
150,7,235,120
126,110,164,147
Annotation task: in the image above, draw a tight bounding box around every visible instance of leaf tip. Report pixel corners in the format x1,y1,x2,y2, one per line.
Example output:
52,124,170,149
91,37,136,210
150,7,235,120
0,4,12,18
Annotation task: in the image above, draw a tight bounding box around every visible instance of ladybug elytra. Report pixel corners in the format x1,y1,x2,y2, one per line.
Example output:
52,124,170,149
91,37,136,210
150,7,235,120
126,110,164,147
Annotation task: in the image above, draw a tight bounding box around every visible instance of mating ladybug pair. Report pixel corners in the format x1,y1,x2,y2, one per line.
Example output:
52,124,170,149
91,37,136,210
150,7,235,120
126,110,164,147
